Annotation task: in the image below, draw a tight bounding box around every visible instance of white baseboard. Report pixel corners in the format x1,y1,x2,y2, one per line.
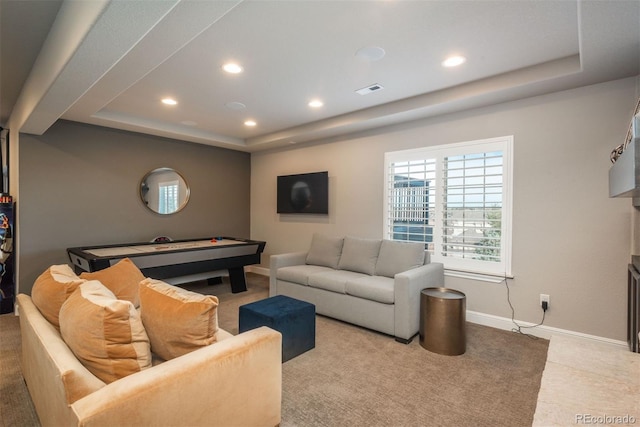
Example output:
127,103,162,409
247,266,270,276
466,310,628,349
245,267,628,349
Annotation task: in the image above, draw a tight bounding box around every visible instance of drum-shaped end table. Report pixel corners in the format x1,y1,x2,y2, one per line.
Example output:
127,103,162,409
419,287,466,355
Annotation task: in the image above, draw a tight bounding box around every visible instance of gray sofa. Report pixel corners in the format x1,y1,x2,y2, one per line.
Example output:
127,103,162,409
270,234,444,343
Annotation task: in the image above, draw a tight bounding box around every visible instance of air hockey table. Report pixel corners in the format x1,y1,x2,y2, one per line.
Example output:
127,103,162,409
67,237,266,293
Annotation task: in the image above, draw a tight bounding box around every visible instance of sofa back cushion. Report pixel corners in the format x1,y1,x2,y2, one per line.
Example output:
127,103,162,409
375,240,426,278
338,236,382,275
139,278,220,360
306,233,344,269
31,264,85,328
80,258,144,308
59,280,152,384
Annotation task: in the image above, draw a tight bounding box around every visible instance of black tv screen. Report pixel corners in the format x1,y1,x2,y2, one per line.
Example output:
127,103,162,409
277,171,329,214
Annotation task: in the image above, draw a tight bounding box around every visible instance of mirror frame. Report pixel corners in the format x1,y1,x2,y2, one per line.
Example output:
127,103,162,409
140,167,190,215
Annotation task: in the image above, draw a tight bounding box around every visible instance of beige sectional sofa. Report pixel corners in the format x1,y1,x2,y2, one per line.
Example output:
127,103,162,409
270,234,444,343
18,262,282,427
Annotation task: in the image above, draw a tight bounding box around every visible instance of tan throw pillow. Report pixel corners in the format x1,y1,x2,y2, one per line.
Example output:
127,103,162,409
80,258,144,307
31,264,85,328
139,278,219,360
59,280,151,384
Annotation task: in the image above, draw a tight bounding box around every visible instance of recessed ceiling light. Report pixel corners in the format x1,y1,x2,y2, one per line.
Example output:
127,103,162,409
244,120,257,127
161,98,177,105
308,100,323,108
181,120,197,126
223,63,244,74
442,56,466,67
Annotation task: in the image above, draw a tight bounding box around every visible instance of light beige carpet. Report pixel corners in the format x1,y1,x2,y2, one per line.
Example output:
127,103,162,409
188,274,550,427
1,273,548,427
0,313,39,427
533,334,640,426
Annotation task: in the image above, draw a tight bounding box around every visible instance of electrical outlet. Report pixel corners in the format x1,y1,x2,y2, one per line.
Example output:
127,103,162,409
540,294,550,309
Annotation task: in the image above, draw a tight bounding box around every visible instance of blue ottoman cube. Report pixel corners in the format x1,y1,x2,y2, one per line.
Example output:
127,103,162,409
239,295,315,362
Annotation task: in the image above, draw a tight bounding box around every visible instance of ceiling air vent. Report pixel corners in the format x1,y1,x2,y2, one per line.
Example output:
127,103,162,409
356,83,384,95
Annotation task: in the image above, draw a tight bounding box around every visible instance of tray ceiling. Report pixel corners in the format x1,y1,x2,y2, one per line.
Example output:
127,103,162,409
2,0,639,152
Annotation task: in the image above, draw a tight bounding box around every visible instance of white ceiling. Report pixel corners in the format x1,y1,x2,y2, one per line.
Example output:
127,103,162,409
2,0,639,152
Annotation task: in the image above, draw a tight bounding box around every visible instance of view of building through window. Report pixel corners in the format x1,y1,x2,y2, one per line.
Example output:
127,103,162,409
388,159,435,245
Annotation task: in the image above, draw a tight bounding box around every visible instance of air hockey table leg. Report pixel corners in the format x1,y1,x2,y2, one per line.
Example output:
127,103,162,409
228,267,248,293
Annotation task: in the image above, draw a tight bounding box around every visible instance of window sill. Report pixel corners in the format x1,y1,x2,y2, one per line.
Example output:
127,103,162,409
444,269,513,283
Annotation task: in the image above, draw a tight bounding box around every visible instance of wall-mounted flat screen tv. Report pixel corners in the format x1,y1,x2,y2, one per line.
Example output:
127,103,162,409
277,171,329,214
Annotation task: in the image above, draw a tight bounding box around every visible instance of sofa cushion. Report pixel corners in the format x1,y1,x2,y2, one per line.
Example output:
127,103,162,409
337,236,382,275
345,276,395,304
375,240,425,278
59,280,151,384
306,234,344,268
139,278,220,360
31,264,85,328
80,258,144,307
308,270,367,294
277,264,335,285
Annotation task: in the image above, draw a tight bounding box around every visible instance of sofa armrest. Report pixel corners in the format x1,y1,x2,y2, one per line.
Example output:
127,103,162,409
393,262,444,342
71,326,282,427
18,294,110,427
269,251,308,296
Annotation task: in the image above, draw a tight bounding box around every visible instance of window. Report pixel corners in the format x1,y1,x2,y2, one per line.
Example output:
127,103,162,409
158,180,179,214
384,136,513,278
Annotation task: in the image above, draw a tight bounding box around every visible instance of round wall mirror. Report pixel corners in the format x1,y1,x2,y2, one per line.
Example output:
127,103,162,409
140,168,190,214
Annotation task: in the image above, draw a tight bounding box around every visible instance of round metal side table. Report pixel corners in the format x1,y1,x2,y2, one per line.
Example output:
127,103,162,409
419,287,466,355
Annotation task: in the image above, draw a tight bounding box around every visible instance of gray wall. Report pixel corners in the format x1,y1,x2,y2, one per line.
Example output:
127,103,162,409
251,76,639,341
19,120,250,295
